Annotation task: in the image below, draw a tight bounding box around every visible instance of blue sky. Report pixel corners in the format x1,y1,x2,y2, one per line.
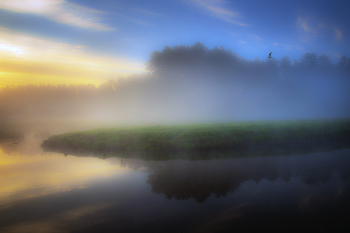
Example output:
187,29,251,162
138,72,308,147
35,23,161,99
0,0,349,86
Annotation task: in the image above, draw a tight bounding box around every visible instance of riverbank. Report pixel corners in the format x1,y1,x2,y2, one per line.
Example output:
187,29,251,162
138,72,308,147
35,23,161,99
42,119,350,156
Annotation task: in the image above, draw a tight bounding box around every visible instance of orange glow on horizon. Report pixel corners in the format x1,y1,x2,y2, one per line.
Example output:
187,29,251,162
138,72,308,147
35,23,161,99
0,27,145,88
0,72,104,88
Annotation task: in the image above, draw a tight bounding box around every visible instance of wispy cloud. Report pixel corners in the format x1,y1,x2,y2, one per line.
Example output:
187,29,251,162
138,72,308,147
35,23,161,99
296,15,344,44
249,34,260,40
0,0,113,31
273,42,301,51
114,13,155,26
0,27,144,86
297,16,309,32
296,15,322,43
296,16,317,34
334,28,342,41
132,8,164,17
189,0,247,26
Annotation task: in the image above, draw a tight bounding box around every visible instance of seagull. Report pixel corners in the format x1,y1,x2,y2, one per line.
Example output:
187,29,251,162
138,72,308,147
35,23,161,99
268,52,273,58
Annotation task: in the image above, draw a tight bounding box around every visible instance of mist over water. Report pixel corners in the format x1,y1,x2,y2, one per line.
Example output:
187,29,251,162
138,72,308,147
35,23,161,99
1,134,350,233
1,43,350,125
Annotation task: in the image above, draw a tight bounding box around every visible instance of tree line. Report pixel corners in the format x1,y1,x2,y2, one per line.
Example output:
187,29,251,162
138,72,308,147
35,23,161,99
146,42,349,82
1,42,350,122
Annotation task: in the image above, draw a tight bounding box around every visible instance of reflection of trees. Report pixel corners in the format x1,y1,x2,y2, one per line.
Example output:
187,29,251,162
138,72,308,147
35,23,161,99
144,152,350,202
146,159,281,203
147,160,242,203
294,155,350,185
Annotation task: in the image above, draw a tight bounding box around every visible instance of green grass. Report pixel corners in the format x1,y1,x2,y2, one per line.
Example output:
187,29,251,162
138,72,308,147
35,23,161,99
42,119,350,157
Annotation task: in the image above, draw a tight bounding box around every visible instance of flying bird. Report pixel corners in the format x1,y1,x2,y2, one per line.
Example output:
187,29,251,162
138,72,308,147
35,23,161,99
268,52,273,58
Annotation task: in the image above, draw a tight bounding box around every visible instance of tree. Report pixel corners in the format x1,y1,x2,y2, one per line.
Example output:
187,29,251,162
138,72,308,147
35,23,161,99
338,55,350,71
280,56,291,71
146,42,240,81
299,53,319,70
318,54,332,69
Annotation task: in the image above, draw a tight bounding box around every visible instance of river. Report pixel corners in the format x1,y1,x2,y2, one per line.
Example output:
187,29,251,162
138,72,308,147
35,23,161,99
1,134,350,232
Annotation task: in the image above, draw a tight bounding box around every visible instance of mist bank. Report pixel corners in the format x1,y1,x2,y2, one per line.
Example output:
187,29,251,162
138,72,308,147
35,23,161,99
41,119,350,158
1,42,350,124
0,131,23,140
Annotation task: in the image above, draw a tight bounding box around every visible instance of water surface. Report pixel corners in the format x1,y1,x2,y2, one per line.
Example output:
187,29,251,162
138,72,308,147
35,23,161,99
1,134,350,232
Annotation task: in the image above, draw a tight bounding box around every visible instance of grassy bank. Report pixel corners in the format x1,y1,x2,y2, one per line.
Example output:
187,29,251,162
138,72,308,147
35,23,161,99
42,119,350,155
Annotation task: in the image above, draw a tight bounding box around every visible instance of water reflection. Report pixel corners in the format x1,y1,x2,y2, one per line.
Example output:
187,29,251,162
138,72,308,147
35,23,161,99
115,152,350,203
1,135,350,232
0,135,130,208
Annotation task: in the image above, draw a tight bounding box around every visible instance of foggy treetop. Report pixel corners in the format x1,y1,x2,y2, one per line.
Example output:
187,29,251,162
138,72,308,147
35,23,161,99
146,42,350,81
1,42,350,122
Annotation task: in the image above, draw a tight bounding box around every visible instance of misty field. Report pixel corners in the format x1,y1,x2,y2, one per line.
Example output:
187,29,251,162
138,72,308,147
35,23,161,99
42,119,350,156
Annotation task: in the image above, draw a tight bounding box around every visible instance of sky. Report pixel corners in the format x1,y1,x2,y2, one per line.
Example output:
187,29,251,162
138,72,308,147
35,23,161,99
0,0,349,87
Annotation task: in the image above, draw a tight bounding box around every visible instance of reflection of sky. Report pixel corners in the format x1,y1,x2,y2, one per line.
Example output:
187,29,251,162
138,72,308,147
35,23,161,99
0,146,130,208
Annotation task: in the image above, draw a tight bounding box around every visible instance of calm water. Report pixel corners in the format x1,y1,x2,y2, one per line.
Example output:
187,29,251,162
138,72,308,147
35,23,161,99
1,134,350,232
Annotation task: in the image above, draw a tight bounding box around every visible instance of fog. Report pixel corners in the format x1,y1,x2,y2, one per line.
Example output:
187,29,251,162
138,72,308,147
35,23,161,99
1,42,350,126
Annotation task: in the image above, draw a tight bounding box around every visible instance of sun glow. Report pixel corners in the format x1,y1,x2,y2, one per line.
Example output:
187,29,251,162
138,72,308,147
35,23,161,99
0,27,145,87
0,0,113,31
0,43,25,56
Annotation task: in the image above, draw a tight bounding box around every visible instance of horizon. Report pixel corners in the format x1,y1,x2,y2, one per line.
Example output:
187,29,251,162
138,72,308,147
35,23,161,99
0,0,349,87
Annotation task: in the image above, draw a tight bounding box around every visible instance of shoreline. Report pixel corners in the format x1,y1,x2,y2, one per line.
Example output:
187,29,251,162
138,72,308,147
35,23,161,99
41,119,350,158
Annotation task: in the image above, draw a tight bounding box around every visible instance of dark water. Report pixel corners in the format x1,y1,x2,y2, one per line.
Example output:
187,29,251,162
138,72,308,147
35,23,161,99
1,135,350,232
